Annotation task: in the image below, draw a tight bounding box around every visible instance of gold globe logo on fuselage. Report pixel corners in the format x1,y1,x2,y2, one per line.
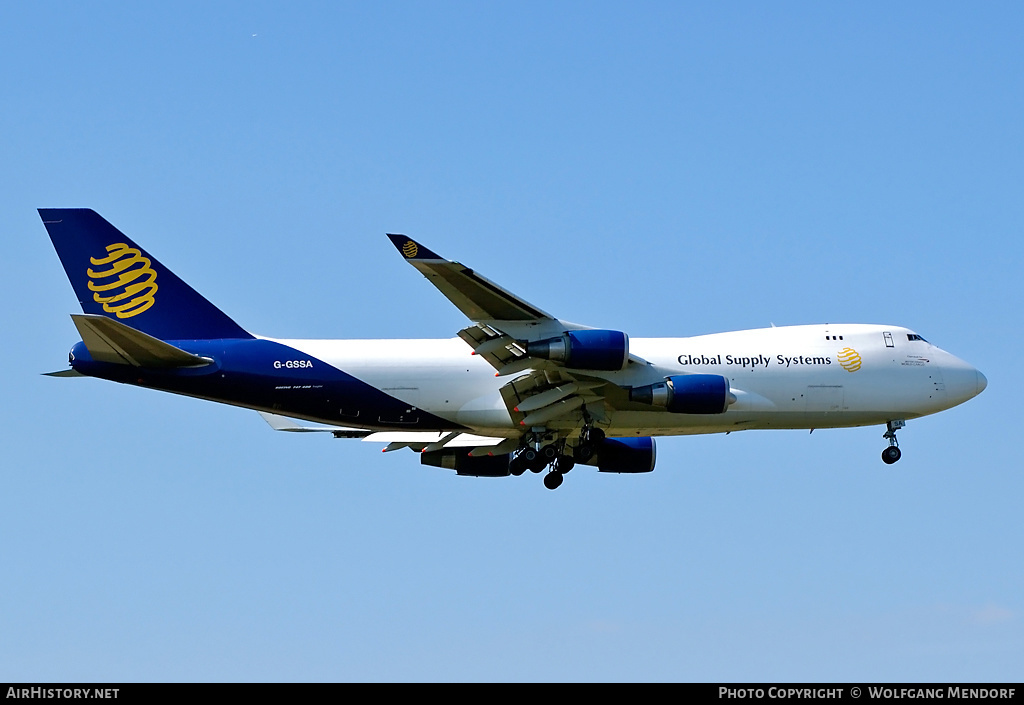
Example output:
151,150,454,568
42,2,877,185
401,240,419,258
837,347,862,373
86,243,158,319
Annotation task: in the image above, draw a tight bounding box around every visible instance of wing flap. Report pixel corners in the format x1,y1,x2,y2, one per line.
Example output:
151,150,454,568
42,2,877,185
363,431,508,447
499,369,610,428
514,381,598,413
365,431,510,454
458,324,527,370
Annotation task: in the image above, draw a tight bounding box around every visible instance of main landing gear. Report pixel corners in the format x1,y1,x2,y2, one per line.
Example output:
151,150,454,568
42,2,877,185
511,445,576,489
510,426,600,490
881,419,905,464
510,446,574,489
573,426,604,464
540,451,576,490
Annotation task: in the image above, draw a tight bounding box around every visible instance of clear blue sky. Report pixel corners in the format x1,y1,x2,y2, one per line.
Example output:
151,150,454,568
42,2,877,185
2,1,1021,682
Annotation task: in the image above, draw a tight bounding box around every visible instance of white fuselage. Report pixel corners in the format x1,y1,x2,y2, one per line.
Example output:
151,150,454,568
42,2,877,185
273,323,986,438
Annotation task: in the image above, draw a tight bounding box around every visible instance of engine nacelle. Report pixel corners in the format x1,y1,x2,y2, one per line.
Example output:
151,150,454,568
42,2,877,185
421,450,510,477
629,374,734,414
525,329,629,371
581,436,656,473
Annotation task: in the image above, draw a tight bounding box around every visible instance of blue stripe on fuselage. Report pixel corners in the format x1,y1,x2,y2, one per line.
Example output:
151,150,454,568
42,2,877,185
68,338,464,431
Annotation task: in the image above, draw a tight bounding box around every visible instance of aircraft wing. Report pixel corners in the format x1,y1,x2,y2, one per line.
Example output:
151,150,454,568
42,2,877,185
386,234,648,367
258,412,514,454
387,235,652,430
258,411,372,437
385,234,555,322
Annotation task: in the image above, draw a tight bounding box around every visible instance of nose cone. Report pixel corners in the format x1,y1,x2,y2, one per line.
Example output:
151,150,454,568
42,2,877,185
943,356,987,405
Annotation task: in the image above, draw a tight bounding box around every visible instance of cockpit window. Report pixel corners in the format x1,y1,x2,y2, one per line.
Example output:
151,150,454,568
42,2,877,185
907,334,928,342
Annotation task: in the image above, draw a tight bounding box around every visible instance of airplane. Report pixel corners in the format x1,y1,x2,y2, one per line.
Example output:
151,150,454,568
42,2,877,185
40,208,987,490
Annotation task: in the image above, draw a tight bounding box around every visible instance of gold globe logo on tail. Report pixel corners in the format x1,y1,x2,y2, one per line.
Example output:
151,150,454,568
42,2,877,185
86,243,159,319
401,240,419,258
837,347,862,373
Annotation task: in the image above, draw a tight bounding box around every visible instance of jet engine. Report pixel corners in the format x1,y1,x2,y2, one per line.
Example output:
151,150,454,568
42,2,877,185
525,329,629,371
420,450,511,477
577,436,656,473
629,374,734,414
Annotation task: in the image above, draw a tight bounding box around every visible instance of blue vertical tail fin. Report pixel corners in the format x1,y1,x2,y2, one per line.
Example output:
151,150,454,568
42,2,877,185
40,208,252,341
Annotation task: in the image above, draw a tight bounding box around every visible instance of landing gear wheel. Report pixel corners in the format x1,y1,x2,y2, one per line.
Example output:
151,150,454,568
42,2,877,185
881,420,905,465
509,455,528,476
543,471,564,490
554,455,575,474
881,446,902,464
575,443,594,463
522,448,545,472
575,426,604,463
542,445,558,461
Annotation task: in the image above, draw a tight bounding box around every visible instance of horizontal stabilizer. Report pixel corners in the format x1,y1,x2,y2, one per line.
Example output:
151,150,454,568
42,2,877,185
71,314,213,368
43,368,84,377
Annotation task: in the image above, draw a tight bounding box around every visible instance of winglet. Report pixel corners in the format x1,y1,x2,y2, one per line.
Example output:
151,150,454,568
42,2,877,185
386,234,445,261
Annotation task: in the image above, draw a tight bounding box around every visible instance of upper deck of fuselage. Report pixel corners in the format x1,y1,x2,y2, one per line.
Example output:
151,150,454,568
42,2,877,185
629,323,924,363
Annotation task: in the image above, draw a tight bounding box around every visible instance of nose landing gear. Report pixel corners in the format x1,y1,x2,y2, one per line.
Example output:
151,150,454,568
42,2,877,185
881,419,905,464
